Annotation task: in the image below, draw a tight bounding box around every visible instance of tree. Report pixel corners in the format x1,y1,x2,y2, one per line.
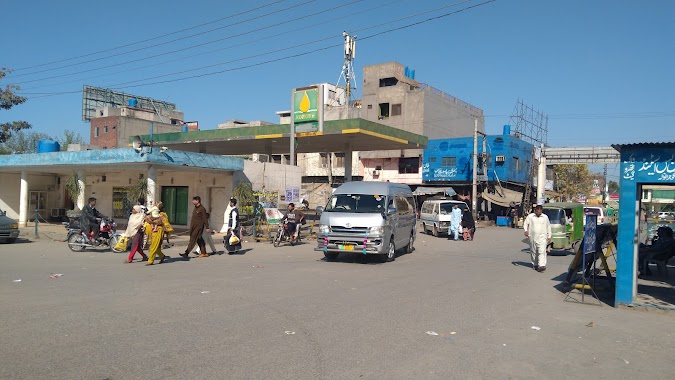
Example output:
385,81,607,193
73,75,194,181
0,129,51,154
553,164,594,201
58,130,85,151
608,180,619,194
0,68,31,143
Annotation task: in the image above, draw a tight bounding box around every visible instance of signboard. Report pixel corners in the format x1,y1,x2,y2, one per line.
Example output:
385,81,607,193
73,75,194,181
583,214,597,255
112,187,132,218
253,190,278,208
285,187,300,203
82,85,176,121
263,207,284,225
293,88,318,123
295,121,319,133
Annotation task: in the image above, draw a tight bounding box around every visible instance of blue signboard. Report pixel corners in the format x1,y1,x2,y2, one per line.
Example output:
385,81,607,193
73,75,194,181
583,214,597,255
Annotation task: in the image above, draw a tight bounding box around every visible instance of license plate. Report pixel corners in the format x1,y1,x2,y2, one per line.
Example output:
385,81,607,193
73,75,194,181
340,244,354,251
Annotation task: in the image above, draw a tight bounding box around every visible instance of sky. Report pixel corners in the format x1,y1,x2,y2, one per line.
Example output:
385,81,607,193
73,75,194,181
3,0,675,180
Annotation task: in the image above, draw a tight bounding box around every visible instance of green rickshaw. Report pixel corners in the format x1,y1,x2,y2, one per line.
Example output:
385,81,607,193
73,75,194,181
542,202,585,250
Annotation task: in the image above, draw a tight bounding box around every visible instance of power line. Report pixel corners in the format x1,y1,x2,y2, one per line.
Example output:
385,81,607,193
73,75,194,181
12,0,293,72
9,0,321,79
23,0,495,98
19,0,385,90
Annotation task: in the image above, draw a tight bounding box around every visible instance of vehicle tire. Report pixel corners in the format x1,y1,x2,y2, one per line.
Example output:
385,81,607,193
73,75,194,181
68,234,86,252
405,232,415,254
422,223,427,234
382,239,396,262
110,235,125,253
432,224,438,237
324,252,339,261
7,238,17,244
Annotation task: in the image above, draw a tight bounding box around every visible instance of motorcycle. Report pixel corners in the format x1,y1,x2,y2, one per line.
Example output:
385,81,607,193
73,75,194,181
64,217,123,252
273,220,301,247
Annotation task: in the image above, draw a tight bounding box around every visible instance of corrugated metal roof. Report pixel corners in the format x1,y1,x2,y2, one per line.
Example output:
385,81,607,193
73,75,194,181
611,142,675,152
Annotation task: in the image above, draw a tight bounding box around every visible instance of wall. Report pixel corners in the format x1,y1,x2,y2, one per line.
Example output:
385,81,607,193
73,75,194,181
89,116,184,149
616,144,675,306
360,157,422,185
423,135,533,184
234,160,302,206
298,152,360,177
0,173,62,220
90,116,119,149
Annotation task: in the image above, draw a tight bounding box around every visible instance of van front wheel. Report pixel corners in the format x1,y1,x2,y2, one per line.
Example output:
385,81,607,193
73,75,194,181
405,233,414,254
382,240,396,262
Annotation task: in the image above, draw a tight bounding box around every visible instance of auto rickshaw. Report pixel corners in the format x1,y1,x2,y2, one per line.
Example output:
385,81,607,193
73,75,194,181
541,202,585,250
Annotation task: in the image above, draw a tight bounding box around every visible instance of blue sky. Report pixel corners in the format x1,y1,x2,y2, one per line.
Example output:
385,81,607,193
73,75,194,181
3,0,674,179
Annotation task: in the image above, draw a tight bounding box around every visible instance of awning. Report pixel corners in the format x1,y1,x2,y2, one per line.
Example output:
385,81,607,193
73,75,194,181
482,188,523,207
413,187,456,196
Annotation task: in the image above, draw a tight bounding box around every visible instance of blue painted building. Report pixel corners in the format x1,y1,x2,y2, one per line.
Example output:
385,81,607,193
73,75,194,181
422,128,534,184
613,142,675,308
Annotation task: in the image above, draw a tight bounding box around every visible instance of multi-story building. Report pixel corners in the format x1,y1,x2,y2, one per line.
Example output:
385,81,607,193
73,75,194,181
89,106,189,149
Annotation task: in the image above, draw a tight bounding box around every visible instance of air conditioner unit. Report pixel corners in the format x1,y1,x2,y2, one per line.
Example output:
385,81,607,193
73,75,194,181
496,155,506,162
372,170,380,176
255,154,270,163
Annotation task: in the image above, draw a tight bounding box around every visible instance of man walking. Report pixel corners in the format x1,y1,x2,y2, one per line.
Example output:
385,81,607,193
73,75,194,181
449,204,463,241
180,196,209,259
524,205,552,272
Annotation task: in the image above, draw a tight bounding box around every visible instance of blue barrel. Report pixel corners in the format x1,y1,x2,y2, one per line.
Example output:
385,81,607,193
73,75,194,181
37,140,60,153
182,125,188,132
129,99,138,107
503,125,511,136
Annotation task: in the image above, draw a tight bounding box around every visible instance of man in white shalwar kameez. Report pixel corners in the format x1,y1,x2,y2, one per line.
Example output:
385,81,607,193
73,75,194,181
523,204,552,272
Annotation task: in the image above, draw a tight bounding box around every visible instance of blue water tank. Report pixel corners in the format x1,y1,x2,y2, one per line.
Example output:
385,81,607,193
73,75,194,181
182,125,188,133
37,140,60,153
503,125,511,136
129,99,138,107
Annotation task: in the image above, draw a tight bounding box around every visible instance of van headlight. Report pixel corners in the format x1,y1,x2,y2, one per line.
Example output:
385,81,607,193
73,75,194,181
319,224,330,234
369,226,384,235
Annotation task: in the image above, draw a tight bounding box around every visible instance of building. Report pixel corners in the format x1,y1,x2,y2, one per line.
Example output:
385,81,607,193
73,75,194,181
0,149,301,232
89,105,191,149
288,62,484,206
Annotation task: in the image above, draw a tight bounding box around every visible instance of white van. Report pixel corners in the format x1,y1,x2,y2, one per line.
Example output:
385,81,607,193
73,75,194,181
419,199,469,236
315,181,417,263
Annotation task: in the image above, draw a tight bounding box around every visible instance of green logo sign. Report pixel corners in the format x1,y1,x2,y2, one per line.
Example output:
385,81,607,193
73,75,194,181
293,88,318,123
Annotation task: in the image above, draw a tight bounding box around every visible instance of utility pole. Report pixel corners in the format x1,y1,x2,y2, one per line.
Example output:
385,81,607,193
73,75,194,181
603,163,608,203
472,119,478,218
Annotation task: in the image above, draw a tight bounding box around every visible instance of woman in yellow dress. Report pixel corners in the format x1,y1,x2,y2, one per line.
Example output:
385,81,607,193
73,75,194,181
145,212,166,266
157,202,174,248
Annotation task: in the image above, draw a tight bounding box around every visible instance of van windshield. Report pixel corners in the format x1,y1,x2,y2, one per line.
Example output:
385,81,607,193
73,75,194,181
325,194,386,213
543,208,565,224
440,203,467,214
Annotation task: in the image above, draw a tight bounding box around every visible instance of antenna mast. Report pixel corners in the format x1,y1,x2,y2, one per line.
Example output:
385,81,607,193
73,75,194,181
334,32,357,107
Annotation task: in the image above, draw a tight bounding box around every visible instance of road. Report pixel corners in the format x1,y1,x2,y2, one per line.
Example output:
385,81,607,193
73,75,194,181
1,227,673,379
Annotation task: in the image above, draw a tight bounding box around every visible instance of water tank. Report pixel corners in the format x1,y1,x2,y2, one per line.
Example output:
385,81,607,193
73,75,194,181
503,125,511,136
182,125,188,133
37,140,60,153
129,99,138,107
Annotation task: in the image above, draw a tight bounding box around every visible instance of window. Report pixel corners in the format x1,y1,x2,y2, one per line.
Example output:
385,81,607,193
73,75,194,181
272,155,282,164
320,153,328,168
398,157,419,174
394,196,409,212
379,103,390,119
379,77,398,87
367,104,372,109
333,153,345,167
391,103,402,116
103,126,108,133
514,157,520,171
429,157,437,163
94,127,99,137
441,157,456,167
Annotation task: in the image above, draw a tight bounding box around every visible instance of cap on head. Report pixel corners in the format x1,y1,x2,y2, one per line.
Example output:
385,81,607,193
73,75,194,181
230,197,237,205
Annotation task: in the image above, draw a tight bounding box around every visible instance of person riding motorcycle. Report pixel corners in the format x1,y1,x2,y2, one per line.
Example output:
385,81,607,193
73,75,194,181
80,197,103,245
280,203,305,243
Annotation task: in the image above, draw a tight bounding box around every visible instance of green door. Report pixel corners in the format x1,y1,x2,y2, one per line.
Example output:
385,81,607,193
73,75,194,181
161,186,189,225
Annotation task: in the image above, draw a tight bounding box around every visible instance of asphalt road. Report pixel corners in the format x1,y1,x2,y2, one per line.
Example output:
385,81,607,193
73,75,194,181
1,227,673,380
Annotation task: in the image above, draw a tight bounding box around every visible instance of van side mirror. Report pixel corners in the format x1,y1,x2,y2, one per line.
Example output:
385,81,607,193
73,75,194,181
316,206,324,215
388,206,397,214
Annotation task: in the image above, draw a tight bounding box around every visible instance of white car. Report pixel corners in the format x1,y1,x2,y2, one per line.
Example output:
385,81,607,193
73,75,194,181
657,211,675,220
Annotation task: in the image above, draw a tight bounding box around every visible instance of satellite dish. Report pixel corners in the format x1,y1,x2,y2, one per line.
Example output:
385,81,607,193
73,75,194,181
131,136,149,152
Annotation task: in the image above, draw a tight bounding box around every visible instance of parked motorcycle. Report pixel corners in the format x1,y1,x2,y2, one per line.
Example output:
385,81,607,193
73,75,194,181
64,217,123,252
272,221,301,247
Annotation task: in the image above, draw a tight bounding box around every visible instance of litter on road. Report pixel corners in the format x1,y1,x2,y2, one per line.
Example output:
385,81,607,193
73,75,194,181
201,291,210,294
48,274,64,279
531,326,541,331
12,279,22,282
426,331,439,336
285,331,296,335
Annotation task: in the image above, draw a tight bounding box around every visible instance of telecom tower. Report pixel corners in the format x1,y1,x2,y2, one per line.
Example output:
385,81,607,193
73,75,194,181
334,32,357,106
